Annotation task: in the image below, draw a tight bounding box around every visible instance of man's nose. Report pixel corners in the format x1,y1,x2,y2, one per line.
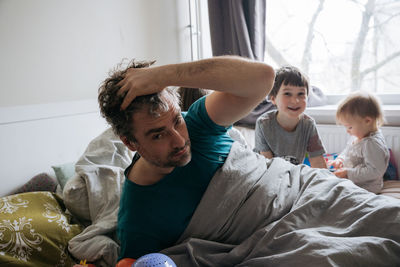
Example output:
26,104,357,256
171,129,186,148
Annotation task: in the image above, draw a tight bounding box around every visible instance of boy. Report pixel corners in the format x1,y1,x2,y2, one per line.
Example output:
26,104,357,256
254,66,327,168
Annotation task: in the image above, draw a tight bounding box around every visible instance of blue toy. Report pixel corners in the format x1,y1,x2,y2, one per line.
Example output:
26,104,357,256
132,253,176,267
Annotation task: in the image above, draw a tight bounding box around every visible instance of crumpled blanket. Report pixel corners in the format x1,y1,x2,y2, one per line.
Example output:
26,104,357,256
162,142,400,266
63,128,133,267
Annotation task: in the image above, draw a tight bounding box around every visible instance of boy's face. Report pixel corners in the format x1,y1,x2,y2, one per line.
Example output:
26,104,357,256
125,96,191,170
339,115,374,140
271,84,307,119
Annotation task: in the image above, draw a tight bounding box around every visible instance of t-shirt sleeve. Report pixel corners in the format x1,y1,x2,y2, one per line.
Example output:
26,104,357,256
184,96,233,163
185,96,232,135
306,119,326,158
254,116,271,153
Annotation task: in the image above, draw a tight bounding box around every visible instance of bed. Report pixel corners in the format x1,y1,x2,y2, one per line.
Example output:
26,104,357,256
1,127,400,266
162,142,400,266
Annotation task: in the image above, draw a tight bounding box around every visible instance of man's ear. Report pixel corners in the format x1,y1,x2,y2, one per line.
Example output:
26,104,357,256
120,136,137,151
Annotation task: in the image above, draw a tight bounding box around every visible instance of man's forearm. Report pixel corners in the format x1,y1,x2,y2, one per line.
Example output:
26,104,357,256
164,56,274,100
161,56,275,126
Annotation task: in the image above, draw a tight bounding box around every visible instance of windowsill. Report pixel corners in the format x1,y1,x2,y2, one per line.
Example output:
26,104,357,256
306,105,400,126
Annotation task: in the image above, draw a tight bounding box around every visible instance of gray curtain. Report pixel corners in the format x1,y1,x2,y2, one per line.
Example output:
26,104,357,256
208,0,275,128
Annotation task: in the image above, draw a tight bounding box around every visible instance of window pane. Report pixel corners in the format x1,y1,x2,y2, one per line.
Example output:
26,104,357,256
265,0,400,95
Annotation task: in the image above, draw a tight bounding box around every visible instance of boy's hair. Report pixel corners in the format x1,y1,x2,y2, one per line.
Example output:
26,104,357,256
336,91,384,127
98,59,180,142
269,65,309,98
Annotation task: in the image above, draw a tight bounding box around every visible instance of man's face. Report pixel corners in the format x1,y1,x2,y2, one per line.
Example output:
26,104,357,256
130,98,191,169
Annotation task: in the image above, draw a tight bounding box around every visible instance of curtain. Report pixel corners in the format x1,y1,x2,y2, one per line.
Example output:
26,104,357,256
208,0,274,128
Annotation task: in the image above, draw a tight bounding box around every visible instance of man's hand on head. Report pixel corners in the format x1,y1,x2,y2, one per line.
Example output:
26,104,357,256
117,67,168,110
115,56,275,126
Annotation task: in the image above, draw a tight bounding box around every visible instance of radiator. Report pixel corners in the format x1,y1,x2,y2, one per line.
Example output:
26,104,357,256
235,125,400,170
317,125,400,169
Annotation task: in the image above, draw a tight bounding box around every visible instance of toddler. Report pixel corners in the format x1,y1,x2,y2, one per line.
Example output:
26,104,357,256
329,91,389,193
254,66,327,168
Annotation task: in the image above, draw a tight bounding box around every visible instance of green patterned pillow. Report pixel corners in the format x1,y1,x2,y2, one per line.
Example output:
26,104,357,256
0,192,83,266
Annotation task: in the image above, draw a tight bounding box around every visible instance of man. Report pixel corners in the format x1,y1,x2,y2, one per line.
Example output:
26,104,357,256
98,56,275,259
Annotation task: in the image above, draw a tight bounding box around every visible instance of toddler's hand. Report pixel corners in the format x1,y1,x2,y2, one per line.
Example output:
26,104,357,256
333,168,347,178
329,159,343,169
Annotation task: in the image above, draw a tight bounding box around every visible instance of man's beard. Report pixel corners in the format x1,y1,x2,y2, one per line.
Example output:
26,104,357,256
154,139,192,168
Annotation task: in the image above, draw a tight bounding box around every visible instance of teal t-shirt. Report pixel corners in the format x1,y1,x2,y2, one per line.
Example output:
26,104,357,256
117,96,233,259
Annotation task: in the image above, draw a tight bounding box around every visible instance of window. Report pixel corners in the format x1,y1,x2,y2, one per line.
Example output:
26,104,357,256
195,0,400,124
265,0,400,100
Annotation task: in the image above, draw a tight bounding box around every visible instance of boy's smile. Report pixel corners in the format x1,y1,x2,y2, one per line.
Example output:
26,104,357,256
287,106,301,111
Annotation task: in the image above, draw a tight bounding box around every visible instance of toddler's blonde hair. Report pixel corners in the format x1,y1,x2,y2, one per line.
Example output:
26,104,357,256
336,91,384,127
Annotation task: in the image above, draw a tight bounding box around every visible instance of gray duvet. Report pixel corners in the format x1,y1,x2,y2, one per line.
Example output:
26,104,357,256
162,142,400,267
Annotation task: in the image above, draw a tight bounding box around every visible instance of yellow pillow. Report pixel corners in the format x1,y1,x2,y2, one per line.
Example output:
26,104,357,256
0,192,83,266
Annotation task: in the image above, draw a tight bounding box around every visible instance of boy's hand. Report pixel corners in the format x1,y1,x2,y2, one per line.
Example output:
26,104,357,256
333,168,348,178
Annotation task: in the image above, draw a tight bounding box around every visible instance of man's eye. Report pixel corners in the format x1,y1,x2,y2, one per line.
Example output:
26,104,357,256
176,116,184,125
153,134,163,140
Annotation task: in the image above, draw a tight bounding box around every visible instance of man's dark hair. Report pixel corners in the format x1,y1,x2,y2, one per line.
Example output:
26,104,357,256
269,66,309,98
98,59,180,142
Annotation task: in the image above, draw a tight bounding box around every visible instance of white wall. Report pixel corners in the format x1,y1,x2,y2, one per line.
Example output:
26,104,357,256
0,101,109,197
0,0,192,107
0,0,193,195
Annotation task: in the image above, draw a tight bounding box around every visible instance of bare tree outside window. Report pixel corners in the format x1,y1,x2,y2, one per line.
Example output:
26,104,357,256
265,0,400,95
